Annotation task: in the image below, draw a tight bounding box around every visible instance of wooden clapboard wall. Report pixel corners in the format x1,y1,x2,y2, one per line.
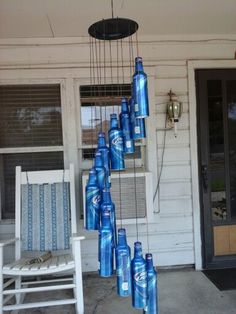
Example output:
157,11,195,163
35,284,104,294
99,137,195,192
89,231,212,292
0,36,236,270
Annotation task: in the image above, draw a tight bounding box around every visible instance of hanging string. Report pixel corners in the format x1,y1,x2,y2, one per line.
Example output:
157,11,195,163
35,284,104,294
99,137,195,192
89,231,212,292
92,37,97,158
103,22,107,135
111,0,114,18
109,40,114,114
89,36,94,164
128,33,139,242
98,39,103,131
116,36,123,229
135,30,150,251
135,31,139,57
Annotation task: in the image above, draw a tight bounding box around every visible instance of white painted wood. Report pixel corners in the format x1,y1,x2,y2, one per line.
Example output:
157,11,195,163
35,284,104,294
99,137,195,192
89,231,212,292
20,169,70,184
72,237,84,314
3,283,76,295
0,146,63,154
3,299,77,311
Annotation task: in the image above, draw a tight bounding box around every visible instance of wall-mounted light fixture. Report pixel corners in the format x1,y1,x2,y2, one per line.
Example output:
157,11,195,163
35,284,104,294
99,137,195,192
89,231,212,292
167,89,182,137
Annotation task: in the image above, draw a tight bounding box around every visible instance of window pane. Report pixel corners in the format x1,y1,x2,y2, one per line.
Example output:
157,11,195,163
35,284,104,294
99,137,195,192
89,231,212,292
207,80,227,221
1,152,64,219
81,102,120,145
0,84,62,147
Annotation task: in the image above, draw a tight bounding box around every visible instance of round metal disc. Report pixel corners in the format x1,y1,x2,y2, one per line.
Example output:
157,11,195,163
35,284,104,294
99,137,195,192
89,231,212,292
88,18,139,40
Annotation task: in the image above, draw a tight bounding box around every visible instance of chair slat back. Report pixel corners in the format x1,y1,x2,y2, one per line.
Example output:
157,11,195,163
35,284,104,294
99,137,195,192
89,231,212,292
15,165,77,254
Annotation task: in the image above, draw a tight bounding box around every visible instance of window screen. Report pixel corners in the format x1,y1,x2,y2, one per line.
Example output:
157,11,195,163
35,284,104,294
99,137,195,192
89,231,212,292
0,84,64,219
0,84,62,148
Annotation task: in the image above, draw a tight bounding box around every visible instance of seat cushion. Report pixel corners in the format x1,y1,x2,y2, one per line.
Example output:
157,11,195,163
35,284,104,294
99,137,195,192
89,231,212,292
21,182,71,251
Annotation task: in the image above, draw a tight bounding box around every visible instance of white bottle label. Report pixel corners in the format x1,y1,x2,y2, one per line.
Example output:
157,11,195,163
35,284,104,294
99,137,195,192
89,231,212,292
135,126,140,134
126,140,132,148
122,282,129,291
134,103,139,112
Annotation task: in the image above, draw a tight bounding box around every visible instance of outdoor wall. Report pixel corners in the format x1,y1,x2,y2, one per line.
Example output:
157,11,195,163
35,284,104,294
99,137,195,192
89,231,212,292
0,35,236,271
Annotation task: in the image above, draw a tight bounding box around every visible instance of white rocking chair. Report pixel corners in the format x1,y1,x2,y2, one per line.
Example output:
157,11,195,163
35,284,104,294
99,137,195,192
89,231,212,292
0,164,85,313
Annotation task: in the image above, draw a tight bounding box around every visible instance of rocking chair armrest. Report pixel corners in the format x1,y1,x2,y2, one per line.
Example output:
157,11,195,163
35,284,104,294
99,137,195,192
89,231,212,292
0,237,19,247
71,235,85,243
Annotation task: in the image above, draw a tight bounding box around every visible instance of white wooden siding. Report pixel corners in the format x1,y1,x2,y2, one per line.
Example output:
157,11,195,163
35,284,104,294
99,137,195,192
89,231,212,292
0,35,236,270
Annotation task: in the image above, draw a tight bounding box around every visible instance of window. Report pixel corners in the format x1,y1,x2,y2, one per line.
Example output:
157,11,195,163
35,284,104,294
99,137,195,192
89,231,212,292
80,84,144,168
0,84,64,219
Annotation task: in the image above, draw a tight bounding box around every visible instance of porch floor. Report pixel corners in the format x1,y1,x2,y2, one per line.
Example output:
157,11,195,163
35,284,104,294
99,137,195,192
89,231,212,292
5,268,236,313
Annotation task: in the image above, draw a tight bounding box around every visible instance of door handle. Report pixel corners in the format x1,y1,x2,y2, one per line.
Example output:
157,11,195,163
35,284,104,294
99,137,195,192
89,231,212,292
201,165,208,193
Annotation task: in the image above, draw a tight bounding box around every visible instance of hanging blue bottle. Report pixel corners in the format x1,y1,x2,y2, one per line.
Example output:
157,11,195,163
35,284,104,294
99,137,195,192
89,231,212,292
97,132,111,188
99,210,114,277
144,253,158,314
85,168,101,230
100,187,117,246
94,151,106,190
131,241,147,309
129,97,146,139
108,113,125,171
133,56,149,118
115,228,132,297
119,97,135,154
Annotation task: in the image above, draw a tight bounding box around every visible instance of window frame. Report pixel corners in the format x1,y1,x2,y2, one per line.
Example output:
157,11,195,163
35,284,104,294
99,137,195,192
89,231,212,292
0,78,66,222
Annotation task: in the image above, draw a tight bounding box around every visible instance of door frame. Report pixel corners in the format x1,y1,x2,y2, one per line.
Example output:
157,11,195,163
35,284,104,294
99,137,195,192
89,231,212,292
188,60,236,270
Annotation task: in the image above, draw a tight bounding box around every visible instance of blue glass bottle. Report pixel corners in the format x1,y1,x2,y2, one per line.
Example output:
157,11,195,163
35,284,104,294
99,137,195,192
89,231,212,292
120,97,135,154
115,228,132,297
129,97,146,139
108,113,125,170
85,168,101,230
99,210,114,277
97,132,111,188
144,253,158,314
100,187,117,246
131,241,147,309
94,151,106,190
133,57,149,118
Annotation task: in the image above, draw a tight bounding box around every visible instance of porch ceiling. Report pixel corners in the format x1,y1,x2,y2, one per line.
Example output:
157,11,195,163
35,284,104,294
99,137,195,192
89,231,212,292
0,0,236,39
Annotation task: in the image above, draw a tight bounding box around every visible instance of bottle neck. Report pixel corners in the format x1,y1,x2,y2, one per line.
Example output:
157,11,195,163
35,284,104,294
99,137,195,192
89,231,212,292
102,189,112,203
146,254,154,270
121,98,129,113
97,133,106,147
110,117,118,129
94,154,103,167
101,213,111,227
134,242,143,258
118,229,127,246
135,57,144,72
88,170,97,185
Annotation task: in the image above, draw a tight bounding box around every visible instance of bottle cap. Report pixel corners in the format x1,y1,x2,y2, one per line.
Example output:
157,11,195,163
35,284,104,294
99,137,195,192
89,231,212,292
110,113,117,119
134,241,142,248
89,168,97,175
118,228,126,236
146,253,153,260
98,132,106,138
135,56,143,62
102,210,110,218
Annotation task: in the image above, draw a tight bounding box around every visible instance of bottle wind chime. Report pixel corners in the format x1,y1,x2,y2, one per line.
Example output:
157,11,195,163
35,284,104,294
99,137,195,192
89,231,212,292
85,5,158,313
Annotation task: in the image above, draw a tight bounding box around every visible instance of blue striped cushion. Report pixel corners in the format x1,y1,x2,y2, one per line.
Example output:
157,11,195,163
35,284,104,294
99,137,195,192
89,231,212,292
21,183,71,252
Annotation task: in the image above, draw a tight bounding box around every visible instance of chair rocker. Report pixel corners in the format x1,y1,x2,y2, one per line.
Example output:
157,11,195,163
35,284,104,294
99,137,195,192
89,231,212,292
0,164,85,313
